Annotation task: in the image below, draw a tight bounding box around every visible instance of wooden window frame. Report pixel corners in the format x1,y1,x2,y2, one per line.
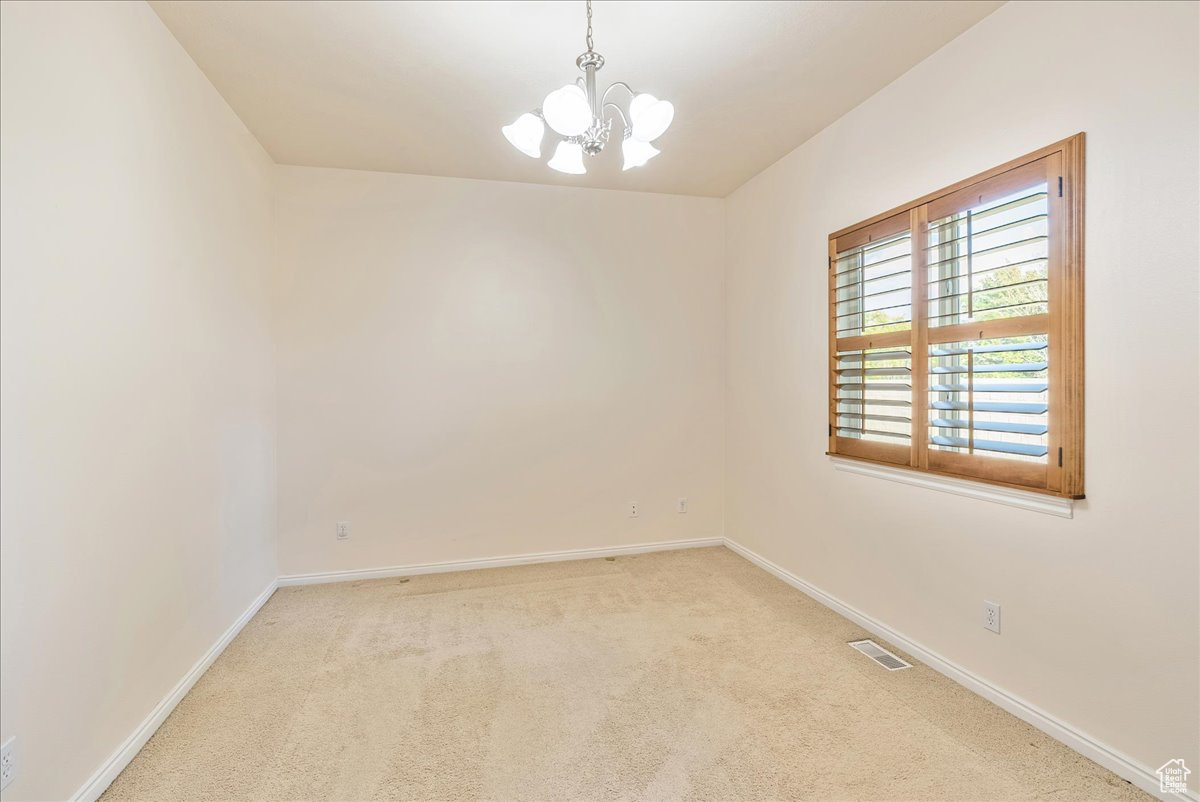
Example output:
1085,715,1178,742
827,134,1085,499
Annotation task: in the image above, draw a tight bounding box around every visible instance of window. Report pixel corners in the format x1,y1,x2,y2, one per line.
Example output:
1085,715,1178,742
828,134,1084,498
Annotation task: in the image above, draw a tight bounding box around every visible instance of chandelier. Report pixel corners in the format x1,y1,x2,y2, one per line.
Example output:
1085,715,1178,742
501,0,674,174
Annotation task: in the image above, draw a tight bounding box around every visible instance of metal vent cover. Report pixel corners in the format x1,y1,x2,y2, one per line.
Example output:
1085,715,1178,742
849,639,912,671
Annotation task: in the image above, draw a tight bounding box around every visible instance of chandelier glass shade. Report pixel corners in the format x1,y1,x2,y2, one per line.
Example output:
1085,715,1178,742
621,138,659,171
501,113,545,158
501,0,674,175
628,93,674,142
542,85,592,137
548,141,587,175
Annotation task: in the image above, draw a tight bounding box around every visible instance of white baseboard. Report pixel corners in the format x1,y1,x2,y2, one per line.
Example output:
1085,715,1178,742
276,536,725,586
722,537,1195,802
71,578,278,802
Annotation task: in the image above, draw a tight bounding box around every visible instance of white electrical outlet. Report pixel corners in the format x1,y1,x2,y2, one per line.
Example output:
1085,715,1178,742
983,601,1001,634
1,736,16,792
628,501,639,518
676,497,688,513
336,521,350,540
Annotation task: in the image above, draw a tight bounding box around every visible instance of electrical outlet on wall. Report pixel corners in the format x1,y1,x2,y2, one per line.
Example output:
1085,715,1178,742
676,497,688,513
1,736,16,791
628,501,639,518
336,521,350,541
983,601,1001,634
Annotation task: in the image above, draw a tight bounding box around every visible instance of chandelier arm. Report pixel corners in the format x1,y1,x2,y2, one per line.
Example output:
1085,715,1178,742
602,102,630,130
602,82,636,102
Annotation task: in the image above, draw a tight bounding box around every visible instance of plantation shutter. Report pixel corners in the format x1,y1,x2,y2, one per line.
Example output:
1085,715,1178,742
827,136,1084,497
828,214,913,466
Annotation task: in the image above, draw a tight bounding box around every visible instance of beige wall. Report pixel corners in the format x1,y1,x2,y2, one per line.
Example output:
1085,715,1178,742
0,2,278,799
273,167,725,575
4,0,1198,799
724,0,1199,788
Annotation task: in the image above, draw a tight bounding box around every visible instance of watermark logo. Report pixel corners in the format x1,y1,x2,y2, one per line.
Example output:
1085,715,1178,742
1157,759,1191,795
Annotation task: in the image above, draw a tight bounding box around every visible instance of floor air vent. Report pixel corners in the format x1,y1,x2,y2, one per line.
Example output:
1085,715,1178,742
849,639,912,671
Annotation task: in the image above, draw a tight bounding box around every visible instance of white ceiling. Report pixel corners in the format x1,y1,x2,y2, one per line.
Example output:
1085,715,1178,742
150,0,1003,197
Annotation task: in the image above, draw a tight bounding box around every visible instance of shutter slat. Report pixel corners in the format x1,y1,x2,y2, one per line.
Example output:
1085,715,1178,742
931,400,1049,414
928,300,1047,323
837,382,912,391
839,319,916,336
834,249,911,276
836,290,913,319
931,382,1048,393
838,413,912,424
931,342,1047,356
837,264,911,289
837,350,912,363
837,367,913,377
837,398,911,407
838,282,913,304
931,362,1047,374
930,435,1048,458
926,235,1048,270
930,418,1048,435
836,299,912,320
927,256,1046,288
931,277,1046,304
838,427,911,441
922,212,1047,252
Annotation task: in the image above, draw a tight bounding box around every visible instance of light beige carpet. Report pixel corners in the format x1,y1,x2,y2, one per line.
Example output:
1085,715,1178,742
102,547,1149,801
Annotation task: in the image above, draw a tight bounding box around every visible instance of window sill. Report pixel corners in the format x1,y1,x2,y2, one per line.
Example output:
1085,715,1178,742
829,456,1074,518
